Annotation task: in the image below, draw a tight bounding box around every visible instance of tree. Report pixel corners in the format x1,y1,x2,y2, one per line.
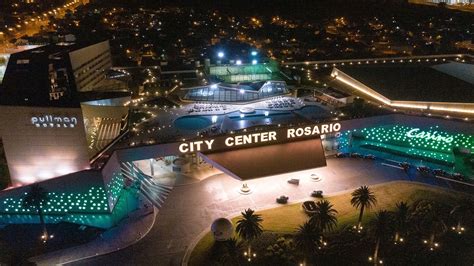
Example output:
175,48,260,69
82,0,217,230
294,221,323,265
370,210,393,266
214,238,243,266
411,200,448,249
235,208,263,242
450,198,473,234
235,208,263,258
309,200,338,233
264,237,296,265
393,201,410,242
22,184,50,242
350,186,377,230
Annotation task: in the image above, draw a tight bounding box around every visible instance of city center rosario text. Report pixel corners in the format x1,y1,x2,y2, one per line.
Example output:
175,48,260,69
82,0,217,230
178,122,342,153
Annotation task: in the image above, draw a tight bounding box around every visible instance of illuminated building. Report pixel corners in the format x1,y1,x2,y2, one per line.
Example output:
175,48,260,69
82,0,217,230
0,45,40,85
0,41,130,186
207,61,282,83
182,81,289,102
183,61,290,102
339,125,474,173
330,61,474,116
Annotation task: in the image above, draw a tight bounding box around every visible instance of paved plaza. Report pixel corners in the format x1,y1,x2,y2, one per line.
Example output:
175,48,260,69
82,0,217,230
73,157,453,266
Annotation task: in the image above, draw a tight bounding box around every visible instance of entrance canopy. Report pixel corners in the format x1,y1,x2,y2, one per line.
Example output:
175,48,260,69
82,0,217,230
199,138,327,180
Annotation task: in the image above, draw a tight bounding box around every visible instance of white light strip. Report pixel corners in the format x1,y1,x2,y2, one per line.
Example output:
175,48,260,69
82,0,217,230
391,102,428,109
335,71,474,115
430,106,474,114
334,74,391,105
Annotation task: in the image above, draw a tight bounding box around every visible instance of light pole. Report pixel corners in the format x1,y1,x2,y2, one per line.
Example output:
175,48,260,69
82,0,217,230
243,247,256,262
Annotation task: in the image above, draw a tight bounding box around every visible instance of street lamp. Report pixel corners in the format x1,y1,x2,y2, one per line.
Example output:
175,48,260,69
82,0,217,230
251,50,257,56
217,51,224,58
243,249,256,262
368,257,383,264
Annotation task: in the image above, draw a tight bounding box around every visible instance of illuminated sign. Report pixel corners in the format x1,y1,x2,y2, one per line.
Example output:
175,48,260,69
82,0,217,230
406,128,454,144
31,115,78,128
178,122,341,154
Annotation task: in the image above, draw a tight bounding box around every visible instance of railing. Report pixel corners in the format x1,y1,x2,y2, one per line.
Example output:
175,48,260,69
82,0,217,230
282,53,472,65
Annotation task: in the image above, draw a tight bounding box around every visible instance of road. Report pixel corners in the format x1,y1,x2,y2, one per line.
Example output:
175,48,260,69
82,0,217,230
0,0,89,53
70,157,454,266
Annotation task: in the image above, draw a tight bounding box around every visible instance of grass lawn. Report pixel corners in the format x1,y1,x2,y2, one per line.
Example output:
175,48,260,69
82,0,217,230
189,181,467,265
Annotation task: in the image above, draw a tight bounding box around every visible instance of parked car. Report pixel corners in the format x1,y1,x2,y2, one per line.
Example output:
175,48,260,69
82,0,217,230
287,178,300,185
417,166,431,176
302,201,317,215
399,162,410,173
432,169,448,177
452,173,465,181
364,154,376,160
311,190,323,198
276,195,289,204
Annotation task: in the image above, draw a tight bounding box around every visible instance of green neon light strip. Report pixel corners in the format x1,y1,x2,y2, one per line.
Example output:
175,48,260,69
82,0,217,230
0,186,110,215
341,125,474,163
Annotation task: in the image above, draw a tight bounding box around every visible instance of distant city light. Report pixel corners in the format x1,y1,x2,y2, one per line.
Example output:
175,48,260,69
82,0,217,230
251,51,258,56
264,111,269,116
239,89,245,94
252,59,258,65
236,60,242,65
240,114,245,118
210,84,218,89
217,51,224,58
211,115,218,123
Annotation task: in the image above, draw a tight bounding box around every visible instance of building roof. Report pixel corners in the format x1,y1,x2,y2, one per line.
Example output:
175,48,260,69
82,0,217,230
336,62,474,103
6,41,106,59
182,80,286,93
200,138,327,180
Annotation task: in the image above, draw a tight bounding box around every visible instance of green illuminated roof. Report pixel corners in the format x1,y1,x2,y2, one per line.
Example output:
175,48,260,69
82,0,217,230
209,61,282,83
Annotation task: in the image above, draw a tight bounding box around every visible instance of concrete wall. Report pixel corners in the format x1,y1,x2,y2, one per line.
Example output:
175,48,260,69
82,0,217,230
0,106,90,186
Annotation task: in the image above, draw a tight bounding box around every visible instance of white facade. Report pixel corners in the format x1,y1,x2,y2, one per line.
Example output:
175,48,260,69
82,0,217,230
69,40,113,92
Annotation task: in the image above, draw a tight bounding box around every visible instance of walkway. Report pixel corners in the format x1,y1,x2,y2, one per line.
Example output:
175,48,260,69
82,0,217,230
70,157,454,266
31,202,156,265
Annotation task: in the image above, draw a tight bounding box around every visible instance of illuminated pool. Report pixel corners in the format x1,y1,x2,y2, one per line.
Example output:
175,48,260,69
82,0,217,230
228,111,295,121
174,116,212,130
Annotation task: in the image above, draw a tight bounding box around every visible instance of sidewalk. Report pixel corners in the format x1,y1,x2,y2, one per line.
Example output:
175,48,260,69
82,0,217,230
29,204,157,265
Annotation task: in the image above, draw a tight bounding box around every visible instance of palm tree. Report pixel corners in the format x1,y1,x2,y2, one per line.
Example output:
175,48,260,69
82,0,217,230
294,221,323,265
235,208,263,242
351,185,377,230
450,198,473,234
412,200,448,249
393,201,410,242
235,208,263,258
22,184,50,242
371,210,392,266
216,238,243,266
309,200,338,233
